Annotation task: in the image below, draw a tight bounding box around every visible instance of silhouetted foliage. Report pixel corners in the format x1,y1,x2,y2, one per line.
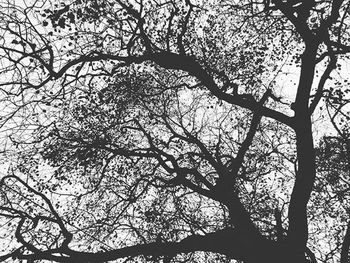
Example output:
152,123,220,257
1,0,350,263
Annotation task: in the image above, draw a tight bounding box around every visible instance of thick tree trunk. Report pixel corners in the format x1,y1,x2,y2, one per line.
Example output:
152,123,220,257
241,42,319,263
231,239,307,263
288,42,318,251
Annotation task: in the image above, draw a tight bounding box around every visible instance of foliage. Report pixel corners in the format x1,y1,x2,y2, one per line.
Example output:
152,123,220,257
1,0,350,263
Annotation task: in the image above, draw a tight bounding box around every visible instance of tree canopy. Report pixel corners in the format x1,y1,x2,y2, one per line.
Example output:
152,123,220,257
1,0,350,262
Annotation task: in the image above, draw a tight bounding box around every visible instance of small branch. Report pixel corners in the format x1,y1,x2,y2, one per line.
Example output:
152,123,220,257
309,54,337,114
305,247,318,263
341,221,350,263
229,90,271,175
274,208,284,242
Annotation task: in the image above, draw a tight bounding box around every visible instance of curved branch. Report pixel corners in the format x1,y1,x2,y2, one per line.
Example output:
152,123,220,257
0,175,73,247
309,54,337,114
150,52,294,127
14,228,271,263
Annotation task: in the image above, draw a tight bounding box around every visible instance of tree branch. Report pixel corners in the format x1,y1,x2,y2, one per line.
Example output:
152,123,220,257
13,228,271,263
341,221,350,263
151,52,294,127
309,54,337,114
287,40,318,251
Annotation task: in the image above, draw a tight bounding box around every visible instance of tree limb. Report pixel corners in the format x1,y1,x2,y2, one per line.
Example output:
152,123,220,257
13,228,271,263
341,221,350,263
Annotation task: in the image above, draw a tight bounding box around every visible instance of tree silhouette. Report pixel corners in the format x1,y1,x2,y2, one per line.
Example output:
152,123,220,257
0,0,350,262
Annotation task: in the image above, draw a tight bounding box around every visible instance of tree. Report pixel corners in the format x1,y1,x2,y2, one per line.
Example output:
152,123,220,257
0,0,350,262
